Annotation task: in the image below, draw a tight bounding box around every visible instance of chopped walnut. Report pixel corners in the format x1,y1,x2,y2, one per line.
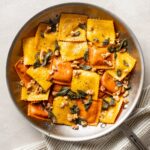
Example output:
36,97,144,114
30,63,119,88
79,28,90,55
116,32,120,38
72,125,79,130
113,95,120,101
71,64,80,69
91,67,97,72
35,86,43,94
49,70,54,75
123,91,129,98
123,99,129,104
73,70,81,78
88,42,93,46
67,113,78,122
73,60,80,64
101,52,111,59
81,120,87,127
27,80,35,90
19,80,24,86
86,89,94,95
56,23,59,32
45,26,52,33
103,60,112,66
52,91,58,96
97,70,104,75
54,50,60,56
52,65,58,71
120,48,127,53
64,96,68,100
60,100,69,108
100,85,105,92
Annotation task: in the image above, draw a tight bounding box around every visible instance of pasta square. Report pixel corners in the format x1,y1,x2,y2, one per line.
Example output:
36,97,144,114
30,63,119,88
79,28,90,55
58,14,87,41
71,70,100,100
59,41,88,61
26,66,52,91
100,97,123,124
89,45,114,69
87,19,115,45
107,52,136,81
77,99,102,125
21,87,50,101
52,96,76,126
23,37,37,65
35,23,58,52
49,58,73,83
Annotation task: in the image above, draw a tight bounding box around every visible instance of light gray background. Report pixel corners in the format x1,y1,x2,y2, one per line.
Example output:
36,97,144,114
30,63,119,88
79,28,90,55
0,0,150,149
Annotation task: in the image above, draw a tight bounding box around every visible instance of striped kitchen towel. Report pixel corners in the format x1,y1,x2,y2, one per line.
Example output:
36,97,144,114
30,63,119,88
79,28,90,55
15,85,150,150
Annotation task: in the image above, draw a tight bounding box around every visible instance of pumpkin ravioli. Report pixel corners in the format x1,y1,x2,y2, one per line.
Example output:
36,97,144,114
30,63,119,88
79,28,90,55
87,19,115,45
59,41,88,61
77,99,102,125
35,23,57,52
89,45,114,69
52,96,76,126
26,66,52,91
107,52,136,81
100,97,124,124
58,14,87,41
71,70,100,100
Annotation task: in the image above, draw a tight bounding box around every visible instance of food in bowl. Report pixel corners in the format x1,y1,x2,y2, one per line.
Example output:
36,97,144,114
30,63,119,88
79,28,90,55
15,13,136,130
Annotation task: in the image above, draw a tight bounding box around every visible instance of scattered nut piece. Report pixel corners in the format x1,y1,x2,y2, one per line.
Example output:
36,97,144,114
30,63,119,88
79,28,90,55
86,89,94,95
52,65,58,71
40,50,46,61
52,91,58,96
100,85,105,92
49,70,54,75
19,80,24,86
45,26,52,33
56,23,59,32
116,32,120,38
120,48,127,53
54,50,60,56
88,42,93,46
113,95,120,101
64,96,68,100
97,70,104,75
71,64,80,69
123,91,129,98
72,125,79,130
91,67,97,72
73,70,81,78
81,121,88,127
73,60,80,64
123,99,129,104
60,100,69,108
101,52,111,59
103,60,113,66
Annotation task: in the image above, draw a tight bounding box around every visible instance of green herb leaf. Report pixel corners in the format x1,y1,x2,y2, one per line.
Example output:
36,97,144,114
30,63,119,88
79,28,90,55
102,99,109,110
103,38,110,46
79,64,91,70
116,39,128,52
108,45,116,53
33,59,41,68
55,87,70,96
77,90,87,99
124,85,131,90
84,96,92,111
47,110,56,124
83,50,89,61
117,69,122,77
109,97,116,106
78,23,86,30
70,105,80,114
74,117,85,125
41,51,53,66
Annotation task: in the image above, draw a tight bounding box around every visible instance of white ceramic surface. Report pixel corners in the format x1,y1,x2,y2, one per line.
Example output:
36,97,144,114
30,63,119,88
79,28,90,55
0,0,150,149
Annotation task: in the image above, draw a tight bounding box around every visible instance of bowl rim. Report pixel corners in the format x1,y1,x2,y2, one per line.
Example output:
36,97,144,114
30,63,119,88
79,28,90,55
6,2,145,142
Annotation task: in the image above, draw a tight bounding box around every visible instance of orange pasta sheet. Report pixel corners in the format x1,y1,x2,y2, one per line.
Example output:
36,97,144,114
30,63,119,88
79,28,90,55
15,58,31,87
28,103,48,120
77,99,102,125
101,72,120,94
89,45,114,69
49,58,73,85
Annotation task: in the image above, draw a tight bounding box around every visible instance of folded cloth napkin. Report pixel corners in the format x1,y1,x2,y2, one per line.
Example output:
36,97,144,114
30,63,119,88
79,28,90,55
15,85,150,150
